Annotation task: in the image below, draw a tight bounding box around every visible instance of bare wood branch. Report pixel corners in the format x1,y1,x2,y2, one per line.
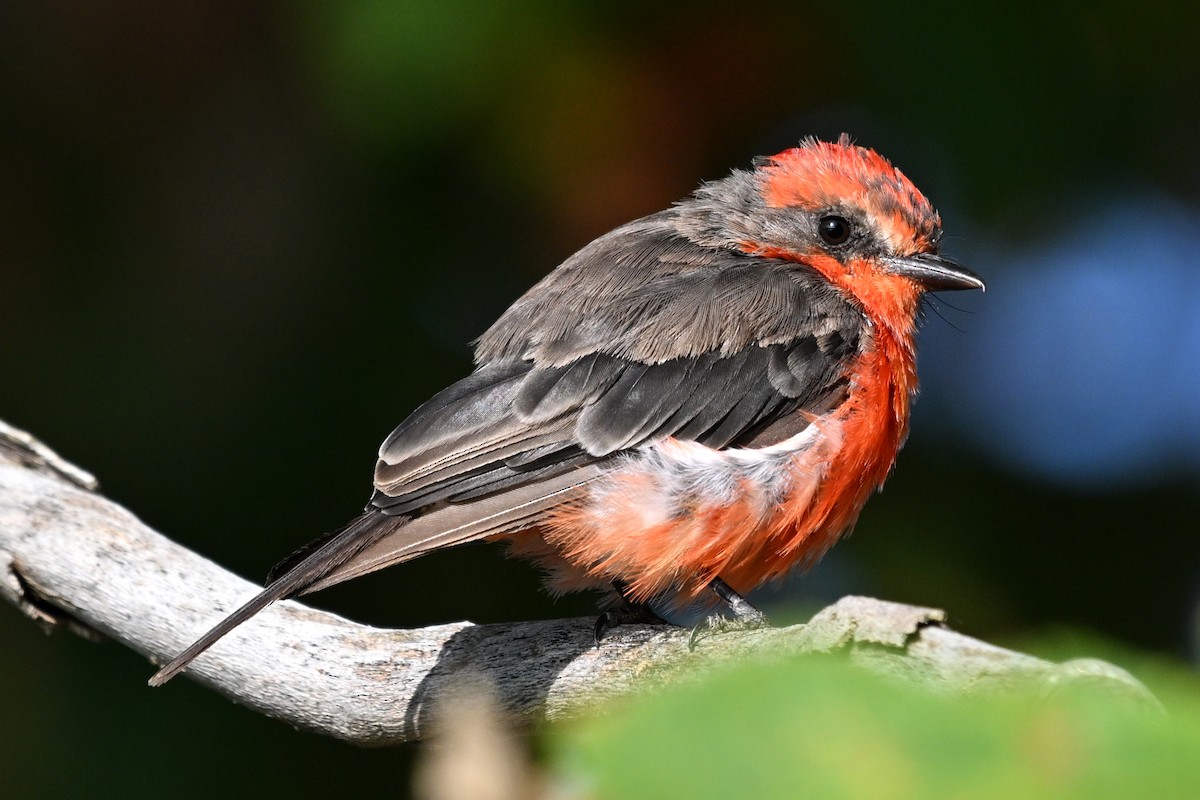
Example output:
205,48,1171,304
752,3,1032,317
0,419,1158,746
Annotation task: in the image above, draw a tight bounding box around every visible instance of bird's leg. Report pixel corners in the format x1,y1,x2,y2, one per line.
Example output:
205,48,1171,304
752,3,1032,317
593,580,667,645
708,576,769,625
690,576,770,649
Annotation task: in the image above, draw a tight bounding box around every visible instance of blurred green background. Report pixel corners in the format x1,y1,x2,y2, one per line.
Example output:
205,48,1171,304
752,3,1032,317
3,1,1199,796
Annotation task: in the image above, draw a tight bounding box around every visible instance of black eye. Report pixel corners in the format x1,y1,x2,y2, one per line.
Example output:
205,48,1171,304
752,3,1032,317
818,215,852,246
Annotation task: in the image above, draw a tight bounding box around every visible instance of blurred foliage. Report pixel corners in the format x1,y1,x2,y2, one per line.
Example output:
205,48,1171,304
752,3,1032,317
550,646,1200,800
1,0,1199,797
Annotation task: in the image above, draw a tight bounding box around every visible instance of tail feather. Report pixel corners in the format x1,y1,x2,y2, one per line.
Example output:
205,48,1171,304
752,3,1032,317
302,465,602,593
148,512,402,686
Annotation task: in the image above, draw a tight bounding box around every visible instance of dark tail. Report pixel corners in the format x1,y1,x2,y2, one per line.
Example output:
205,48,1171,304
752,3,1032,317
148,511,402,686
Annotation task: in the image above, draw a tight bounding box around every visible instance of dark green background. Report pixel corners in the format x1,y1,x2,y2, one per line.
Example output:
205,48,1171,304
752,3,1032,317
2,2,1198,796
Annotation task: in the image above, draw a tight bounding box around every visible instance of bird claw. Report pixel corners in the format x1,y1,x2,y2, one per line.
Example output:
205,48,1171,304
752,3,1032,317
687,608,771,650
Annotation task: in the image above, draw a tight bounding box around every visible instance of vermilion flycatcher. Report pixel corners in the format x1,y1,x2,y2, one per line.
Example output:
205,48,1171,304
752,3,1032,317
151,135,983,685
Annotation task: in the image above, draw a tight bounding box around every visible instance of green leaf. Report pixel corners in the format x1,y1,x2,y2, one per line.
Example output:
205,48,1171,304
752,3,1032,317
549,652,1200,800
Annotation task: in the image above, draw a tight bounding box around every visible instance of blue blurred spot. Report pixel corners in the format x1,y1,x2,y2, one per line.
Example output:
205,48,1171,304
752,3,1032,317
918,195,1200,486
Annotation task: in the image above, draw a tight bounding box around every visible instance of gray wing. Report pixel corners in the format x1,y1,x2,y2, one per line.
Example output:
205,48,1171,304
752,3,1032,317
369,337,856,515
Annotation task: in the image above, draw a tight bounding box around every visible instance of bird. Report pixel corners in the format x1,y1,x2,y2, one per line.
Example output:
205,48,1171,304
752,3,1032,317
150,135,984,686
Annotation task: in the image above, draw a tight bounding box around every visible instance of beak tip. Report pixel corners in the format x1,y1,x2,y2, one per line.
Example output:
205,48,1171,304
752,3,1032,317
889,253,984,293
958,274,986,293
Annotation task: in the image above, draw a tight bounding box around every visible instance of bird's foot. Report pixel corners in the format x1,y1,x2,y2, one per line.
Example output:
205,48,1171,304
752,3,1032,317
689,576,771,649
594,582,669,645
593,602,668,645
688,609,771,650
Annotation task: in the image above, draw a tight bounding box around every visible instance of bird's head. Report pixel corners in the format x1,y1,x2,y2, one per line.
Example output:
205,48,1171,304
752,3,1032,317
744,136,984,300
683,136,984,320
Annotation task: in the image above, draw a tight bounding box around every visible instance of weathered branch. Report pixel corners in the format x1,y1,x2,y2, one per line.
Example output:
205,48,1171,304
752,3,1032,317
0,419,1157,745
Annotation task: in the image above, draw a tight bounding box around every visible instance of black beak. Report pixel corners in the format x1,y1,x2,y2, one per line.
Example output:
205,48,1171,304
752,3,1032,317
885,253,985,292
